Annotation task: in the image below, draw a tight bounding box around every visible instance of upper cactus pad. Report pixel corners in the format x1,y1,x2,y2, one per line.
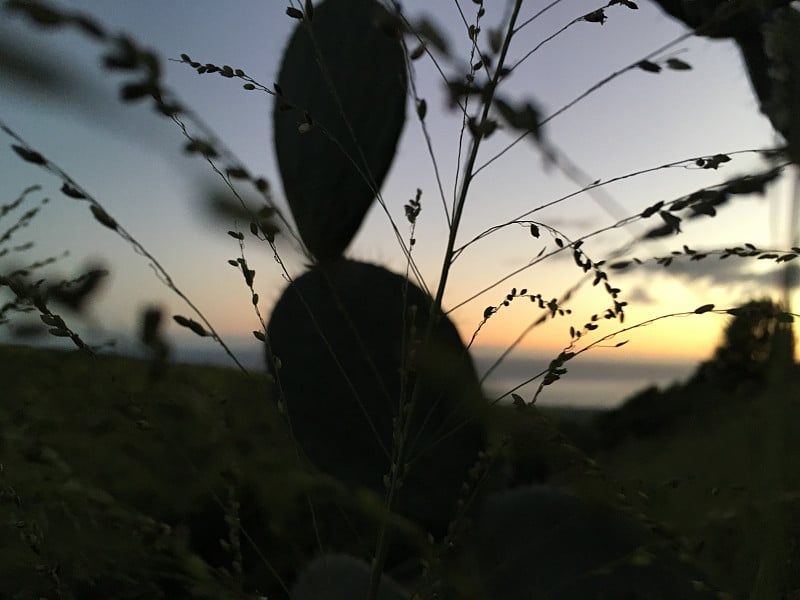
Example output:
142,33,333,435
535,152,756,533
274,0,408,260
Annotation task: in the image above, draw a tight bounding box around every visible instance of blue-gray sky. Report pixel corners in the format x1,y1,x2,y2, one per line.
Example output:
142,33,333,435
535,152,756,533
0,0,793,375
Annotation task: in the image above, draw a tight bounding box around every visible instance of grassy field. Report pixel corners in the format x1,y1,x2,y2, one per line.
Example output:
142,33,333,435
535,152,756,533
1,343,306,598
595,367,800,598
1,341,798,598
565,328,800,599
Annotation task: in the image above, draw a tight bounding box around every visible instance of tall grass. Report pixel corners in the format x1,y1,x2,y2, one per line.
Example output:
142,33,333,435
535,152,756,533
2,0,799,598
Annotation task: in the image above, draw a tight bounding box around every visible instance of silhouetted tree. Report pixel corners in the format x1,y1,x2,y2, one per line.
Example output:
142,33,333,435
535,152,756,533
709,298,792,385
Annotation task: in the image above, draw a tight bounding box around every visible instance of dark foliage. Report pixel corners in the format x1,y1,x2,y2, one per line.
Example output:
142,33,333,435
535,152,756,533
266,259,487,537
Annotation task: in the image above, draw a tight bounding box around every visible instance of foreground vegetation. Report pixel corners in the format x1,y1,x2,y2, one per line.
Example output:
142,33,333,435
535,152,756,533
1,343,303,598
2,322,798,598
3,0,800,597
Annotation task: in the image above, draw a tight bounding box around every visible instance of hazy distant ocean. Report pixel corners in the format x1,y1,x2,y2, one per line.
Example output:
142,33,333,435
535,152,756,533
471,350,696,409
168,339,697,410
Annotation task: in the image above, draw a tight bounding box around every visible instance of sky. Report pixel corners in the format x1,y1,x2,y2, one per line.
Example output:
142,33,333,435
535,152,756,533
1,0,796,401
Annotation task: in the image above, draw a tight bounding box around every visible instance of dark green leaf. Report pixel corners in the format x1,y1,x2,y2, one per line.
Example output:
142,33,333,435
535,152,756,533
638,60,661,73
640,200,664,218
120,81,153,102
103,49,138,70
12,145,46,165
494,97,541,138
7,2,66,27
90,205,117,230
226,166,249,179
582,8,607,24
413,17,449,55
694,303,715,314
74,14,105,39
659,210,682,233
690,203,716,217
409,44,426,60
243,268,255,287
286,7,304,19
666,57,691,70
255,178,270,193
173,315,208,337
416,98,427,120
488,28,502,54
60,183,86,199
40,314,62,327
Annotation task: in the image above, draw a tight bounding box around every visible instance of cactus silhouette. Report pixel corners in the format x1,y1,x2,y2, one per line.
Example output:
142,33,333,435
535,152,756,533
267,259,486,534
273,0,407,260
268,0,722,596
269,0,485,537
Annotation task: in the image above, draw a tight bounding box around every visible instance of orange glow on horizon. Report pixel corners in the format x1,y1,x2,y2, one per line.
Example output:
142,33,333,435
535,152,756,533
450,304,726,362
214,285,798,366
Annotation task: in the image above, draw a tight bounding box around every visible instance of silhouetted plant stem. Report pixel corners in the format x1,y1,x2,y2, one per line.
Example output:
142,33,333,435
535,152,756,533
432,0,524,315
447,162,789,314
450,0,486,208
513,0,566,35
473,30,696,177
405,61,451,227
168,112,305,253
366,4,526,599
458,147,784,257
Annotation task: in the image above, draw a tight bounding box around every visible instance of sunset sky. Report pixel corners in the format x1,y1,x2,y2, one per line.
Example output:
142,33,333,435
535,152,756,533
1,0,795,385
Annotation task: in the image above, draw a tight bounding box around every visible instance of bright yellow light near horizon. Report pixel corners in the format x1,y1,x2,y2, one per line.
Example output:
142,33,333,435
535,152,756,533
473,300,800,362
457,304,722,359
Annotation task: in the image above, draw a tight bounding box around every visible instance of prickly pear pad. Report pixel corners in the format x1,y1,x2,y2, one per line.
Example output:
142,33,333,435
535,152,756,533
273,0,408,260
266,259,486,534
